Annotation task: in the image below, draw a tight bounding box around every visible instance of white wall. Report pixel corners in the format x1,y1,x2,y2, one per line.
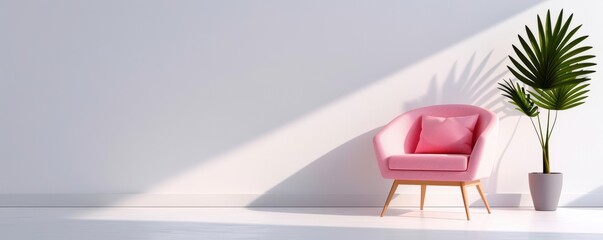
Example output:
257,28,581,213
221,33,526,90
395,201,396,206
1,0,602,207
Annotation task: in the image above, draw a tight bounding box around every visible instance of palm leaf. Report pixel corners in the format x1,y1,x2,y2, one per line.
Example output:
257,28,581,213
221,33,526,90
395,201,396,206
558,24,581,52
557,55,595,70
498,79,539,117
530,83,590,110
518,35,541,69
512,45,538,76
551,10,563,39
554,12,573,48
507,9,596,96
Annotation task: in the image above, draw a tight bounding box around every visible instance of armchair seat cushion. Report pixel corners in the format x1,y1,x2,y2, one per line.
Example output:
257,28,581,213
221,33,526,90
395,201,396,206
387,154,469,171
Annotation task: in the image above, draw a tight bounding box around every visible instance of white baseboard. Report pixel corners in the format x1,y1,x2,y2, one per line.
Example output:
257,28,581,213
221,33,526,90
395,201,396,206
0,193,600,207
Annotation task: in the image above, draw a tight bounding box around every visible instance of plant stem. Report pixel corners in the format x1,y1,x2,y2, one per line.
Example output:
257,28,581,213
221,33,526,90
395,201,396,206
529,117,544,147
548,110,558,139
543,142,550,174
546,110,551,142
529,110,556,174
533,110,552,174
536,113,544,145
541,110,557,174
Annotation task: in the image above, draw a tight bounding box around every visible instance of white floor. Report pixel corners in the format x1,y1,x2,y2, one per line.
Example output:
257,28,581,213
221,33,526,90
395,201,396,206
1,207,602,240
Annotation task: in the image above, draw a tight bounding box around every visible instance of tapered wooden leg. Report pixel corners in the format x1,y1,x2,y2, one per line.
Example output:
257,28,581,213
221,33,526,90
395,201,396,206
476,181,491,214
420,185,427,210
460,182,470,220
381,180,399,217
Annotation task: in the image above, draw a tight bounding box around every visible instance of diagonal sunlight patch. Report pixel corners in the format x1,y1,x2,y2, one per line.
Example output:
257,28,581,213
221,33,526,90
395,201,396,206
102,2,558,208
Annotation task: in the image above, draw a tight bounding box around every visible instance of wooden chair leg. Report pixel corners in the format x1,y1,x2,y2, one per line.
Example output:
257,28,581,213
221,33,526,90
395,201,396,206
420,185,426,210
460,182,470,220
380,180,399,217
476,181,492,214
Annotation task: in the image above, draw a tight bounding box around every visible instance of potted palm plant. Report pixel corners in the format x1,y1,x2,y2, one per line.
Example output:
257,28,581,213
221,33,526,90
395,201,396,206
498,10,596,211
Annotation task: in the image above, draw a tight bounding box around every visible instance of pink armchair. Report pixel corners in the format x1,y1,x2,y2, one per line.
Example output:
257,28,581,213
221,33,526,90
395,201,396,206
373,104,498,220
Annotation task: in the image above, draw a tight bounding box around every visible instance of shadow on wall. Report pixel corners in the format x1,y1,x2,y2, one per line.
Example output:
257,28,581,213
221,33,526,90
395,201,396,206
403,50,515,118
472,116,524,208
250,128,384,207
251,51,522,210
406,51,525,207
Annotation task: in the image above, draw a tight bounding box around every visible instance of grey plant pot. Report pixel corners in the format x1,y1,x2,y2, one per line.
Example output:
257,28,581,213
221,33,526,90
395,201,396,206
528,172,563,211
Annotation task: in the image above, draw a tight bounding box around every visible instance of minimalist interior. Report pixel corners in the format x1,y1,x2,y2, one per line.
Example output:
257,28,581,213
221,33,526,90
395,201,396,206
2,0,602,239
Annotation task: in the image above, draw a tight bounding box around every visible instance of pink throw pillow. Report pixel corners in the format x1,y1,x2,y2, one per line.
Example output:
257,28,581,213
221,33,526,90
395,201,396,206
414,114,479,154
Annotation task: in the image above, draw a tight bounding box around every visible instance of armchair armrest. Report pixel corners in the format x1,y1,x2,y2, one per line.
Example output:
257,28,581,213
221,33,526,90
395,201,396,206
373,114,419,177
467,117,499,180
